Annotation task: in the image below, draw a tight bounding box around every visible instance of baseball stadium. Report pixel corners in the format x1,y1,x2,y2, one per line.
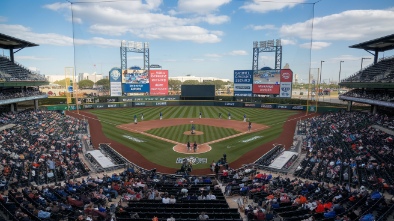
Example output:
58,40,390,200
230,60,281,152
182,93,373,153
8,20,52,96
1,1,394,221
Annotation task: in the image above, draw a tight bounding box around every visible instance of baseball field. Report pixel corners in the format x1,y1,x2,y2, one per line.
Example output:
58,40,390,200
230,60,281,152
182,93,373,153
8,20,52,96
72,106,311,175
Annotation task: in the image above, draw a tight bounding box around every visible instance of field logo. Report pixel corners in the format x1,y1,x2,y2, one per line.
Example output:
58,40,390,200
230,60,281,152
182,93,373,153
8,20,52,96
241,136,263,143
176,156,207,165
123,135,145,143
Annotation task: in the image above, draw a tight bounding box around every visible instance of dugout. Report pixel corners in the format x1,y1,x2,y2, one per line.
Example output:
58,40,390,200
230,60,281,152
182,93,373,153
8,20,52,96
180,85,215,100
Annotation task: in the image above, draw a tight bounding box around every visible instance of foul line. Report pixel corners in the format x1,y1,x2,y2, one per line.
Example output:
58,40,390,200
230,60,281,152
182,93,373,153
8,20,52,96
74,112,315,147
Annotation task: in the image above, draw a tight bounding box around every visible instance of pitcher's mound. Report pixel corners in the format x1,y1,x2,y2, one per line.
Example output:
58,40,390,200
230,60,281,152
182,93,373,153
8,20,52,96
183,130,204,135
173,143,212,154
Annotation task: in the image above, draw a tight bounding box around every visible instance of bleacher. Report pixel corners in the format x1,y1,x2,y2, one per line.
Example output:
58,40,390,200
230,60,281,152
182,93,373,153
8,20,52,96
0,55,46,81
343,56,394,83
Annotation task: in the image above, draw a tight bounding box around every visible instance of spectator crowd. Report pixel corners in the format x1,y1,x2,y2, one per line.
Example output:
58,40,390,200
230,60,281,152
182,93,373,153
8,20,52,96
0,88,44,101
341,89,394,102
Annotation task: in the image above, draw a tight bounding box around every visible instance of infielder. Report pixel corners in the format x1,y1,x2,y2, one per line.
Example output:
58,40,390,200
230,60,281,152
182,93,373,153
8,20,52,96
134,115,138,124
159,112,162,120
228,112,231,120
243,114,246,122
199,112,202,119
141,113,144,120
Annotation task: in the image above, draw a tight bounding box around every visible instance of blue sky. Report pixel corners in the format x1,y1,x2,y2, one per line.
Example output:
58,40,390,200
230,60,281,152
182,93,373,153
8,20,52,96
1,0,394,83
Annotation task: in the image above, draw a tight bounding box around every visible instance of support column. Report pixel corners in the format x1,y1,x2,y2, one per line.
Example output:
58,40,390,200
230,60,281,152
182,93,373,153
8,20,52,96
10,103,14,112
34,99,39,110
347,101,352,112
372,105,378,114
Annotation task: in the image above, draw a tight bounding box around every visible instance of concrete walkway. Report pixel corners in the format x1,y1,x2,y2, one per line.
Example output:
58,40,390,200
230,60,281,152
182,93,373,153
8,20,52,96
372,125,394,136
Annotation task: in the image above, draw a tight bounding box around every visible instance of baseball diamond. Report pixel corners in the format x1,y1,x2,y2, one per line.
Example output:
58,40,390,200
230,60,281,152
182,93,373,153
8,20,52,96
68,106,314,174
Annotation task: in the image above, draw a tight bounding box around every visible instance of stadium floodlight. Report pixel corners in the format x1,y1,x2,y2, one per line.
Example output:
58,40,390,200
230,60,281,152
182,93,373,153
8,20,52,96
253,41,258,48
338,61,344,91
276,39,281,47
319,60,325,86
260,41,266,48
361,57,371,71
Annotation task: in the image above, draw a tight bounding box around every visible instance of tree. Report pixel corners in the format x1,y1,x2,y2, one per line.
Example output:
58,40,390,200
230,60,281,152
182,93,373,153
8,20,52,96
182,80,200,85
78,79,94,89
96,79,110,90
53,78,72,87
213,80,226,90
168,79,182,91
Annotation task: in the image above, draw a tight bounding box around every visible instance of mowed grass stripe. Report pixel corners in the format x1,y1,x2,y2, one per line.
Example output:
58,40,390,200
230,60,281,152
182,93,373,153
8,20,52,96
146,124,240,143
169,106,184,118
90,106,299,169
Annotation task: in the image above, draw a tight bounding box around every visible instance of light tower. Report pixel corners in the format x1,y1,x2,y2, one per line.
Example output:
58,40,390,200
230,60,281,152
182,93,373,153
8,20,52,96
120,41,150,72
252,39,282,71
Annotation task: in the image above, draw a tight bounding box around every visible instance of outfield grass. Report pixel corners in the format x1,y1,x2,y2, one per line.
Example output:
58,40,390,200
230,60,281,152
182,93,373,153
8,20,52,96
89,106,298,169
147,124,240,144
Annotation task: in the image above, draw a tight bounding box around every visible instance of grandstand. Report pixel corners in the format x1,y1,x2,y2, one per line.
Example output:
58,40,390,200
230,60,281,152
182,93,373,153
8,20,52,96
0,33,49,112
340,34,394,112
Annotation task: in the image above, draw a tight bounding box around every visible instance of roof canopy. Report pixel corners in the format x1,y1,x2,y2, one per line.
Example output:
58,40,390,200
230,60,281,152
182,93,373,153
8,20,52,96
0,33,38,49
349,34,394,52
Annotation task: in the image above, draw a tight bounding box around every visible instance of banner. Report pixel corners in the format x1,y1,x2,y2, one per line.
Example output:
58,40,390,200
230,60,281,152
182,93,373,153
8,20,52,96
253,70,280,84
279,82,292,98
253,84,280,94
261,104,276,109
280,69,293,82
234,70,253,97
123,83,150,93
109,68,122,97
234,70,253,83
234,92,253,97
149,70,169,95
234,84,253,92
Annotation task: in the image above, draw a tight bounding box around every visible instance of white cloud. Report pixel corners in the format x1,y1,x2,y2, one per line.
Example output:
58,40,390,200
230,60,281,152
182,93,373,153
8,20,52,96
281,39,296,45
136,26,221,43
300,41,331,50
280,9,394,41
205,53,222,58
178,0,231,14
246,24,276,30
199,14,230,25
0,24,73,46
15,56,51,61
43,2,69,11
0,16,7,22
228,50,248,56
45,1,226,43
0,23,123,47
241,0,305,13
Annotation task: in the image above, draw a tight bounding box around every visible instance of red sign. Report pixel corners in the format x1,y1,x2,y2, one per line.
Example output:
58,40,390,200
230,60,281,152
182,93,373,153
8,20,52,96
149,70,169,95
253,84,280,94
280,69,293,82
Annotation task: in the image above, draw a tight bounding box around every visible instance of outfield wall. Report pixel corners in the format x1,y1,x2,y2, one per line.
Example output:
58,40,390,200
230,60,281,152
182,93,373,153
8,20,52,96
42,97,345,113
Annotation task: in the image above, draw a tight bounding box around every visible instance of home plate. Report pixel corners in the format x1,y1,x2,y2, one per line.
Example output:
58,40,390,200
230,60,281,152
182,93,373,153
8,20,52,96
173,143,212,154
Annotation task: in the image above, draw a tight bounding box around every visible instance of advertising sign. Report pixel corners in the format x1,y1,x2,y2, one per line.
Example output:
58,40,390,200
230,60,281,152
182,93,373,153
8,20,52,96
122,69,149,84
122,69,150,93
234,70,253,97
280,69,293,82
234,84,253,92
234,70,253,83
253,84,280,94
253,70,280,84
109,68,122,96
123,83,150,93
279,82,292,98
149,70,169,95
234,92,253,97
